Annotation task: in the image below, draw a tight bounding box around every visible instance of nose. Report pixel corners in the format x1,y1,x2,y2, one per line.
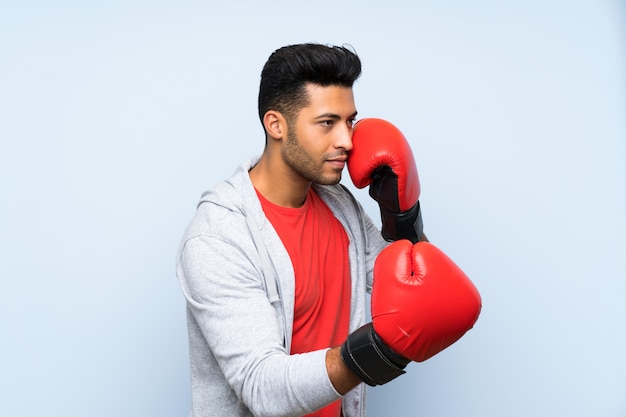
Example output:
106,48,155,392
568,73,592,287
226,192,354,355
336,122,354,152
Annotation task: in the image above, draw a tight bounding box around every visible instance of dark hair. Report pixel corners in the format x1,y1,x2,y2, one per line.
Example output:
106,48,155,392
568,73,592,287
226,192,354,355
258,43,362,125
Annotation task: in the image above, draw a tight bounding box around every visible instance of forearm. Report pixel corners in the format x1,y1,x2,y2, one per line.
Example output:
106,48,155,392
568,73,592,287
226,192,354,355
325,346,362,394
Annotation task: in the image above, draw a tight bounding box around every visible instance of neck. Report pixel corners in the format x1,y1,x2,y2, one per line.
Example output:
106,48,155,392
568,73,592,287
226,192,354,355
249,153,311,208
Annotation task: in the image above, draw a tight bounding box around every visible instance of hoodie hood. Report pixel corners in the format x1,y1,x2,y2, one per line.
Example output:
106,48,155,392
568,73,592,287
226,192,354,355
196,156,268,229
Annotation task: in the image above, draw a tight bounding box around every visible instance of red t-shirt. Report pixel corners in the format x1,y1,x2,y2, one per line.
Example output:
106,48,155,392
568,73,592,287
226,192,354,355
257,188,351,417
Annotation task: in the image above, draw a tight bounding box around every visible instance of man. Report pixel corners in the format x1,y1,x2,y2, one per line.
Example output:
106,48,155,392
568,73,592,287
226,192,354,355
176,43,481,417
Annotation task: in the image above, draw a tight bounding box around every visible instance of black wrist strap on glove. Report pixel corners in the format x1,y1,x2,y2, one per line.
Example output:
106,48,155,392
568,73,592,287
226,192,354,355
369,166,424,243
340,323,410,386
379,200,423,244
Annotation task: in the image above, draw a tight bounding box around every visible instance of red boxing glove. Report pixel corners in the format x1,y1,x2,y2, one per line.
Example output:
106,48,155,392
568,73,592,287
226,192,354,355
340,240,481,386
347,118,423,243
372,240,482,362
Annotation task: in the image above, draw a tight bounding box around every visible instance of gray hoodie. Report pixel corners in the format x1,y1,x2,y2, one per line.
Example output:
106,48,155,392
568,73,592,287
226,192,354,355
176,158,388,417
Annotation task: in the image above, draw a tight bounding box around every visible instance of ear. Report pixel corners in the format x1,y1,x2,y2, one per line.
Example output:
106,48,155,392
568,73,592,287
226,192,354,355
263,110,288,141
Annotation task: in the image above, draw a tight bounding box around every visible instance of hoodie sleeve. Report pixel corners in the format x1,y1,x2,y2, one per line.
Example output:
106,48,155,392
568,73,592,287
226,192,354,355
361,208,390,292
177,222,342,417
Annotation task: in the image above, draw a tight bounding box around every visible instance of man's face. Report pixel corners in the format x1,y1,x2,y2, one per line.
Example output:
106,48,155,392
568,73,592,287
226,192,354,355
282,83,357,185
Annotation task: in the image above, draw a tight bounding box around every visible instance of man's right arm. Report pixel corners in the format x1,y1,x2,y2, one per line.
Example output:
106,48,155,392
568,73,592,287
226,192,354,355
178,232,344,416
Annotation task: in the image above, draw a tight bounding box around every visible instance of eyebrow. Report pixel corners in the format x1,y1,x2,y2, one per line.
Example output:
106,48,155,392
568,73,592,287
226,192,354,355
314,111,358,120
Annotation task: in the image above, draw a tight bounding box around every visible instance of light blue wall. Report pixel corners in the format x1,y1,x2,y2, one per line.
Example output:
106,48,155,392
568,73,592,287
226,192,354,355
1,1,624,416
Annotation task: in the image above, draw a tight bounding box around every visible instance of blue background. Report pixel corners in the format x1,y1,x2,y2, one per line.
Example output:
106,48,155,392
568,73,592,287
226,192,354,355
1,1,625,416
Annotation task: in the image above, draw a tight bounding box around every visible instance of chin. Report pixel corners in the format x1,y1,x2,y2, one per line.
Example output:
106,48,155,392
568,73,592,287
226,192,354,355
318,175,342,186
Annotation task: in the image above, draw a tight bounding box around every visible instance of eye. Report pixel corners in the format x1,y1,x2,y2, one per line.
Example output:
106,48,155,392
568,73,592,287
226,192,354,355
320,119,334,127
348,118,357,128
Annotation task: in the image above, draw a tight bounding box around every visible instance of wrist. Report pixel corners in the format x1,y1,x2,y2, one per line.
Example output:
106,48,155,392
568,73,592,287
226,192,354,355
380,200,424,243
326,347,362,395
340,323,409,386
